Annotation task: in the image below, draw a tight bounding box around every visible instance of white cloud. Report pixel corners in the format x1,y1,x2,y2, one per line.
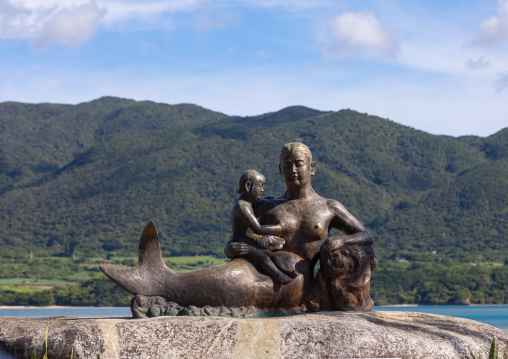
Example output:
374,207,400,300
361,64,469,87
0,0,202,43
192,8,242,33
0,0,245,44
138,40,156,54
2,61,507,137
317,11,398,59
0,0,105,47
473,0,508,47
0,0,94,38
253,50,270,59
0,0,46,38
34,2,106,48
494,71,508,92
230,0,331,9
100,0,201,24
466,56,490,70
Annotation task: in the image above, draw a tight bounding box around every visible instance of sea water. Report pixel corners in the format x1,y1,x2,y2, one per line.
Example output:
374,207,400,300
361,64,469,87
0,307,131,318
0,306,507,334
375,305,508,334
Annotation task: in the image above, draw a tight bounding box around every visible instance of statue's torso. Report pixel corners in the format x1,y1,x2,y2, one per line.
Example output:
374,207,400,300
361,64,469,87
256,195,336,261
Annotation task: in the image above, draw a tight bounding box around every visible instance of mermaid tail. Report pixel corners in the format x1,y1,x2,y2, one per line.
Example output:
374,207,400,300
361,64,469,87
100,221,307,309
100,221,174,296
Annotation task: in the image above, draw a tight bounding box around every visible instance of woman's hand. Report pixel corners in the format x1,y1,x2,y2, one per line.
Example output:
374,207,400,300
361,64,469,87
321,236,347,255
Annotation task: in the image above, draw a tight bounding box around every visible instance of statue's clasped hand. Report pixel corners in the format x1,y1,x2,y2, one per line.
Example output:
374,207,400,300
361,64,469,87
260,235,285,250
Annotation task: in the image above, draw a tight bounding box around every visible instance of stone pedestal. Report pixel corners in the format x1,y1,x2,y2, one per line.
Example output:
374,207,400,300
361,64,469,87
1,311,507,359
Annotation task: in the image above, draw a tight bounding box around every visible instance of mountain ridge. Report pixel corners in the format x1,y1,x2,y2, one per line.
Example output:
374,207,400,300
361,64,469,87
0,97,506,265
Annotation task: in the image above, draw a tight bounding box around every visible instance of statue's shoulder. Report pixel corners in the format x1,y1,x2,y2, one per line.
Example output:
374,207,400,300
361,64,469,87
253,195,286,214
325,198,348,214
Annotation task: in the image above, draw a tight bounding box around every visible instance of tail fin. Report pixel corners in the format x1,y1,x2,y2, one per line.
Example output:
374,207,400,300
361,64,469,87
100,221,174,296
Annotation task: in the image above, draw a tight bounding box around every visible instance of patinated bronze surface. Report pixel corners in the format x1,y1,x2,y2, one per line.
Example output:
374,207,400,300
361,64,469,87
229,169,296,284
101,143,377,317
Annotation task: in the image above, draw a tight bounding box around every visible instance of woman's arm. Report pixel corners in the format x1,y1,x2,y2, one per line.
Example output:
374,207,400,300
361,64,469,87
323,200,375,252
321,232,374,254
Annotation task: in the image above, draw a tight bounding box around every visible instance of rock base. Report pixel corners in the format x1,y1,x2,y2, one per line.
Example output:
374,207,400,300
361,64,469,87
130,295,308,318
1,311,507,359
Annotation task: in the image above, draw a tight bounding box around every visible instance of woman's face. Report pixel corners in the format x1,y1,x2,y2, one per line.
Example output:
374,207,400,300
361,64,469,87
280,150,312,188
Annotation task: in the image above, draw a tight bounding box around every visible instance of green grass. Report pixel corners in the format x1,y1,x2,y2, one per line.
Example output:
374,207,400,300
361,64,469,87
0,278,76,286
82,257,110,264
65,272,96,281
165,255,227,265
76,255,228,272
165,255,228,272
0,285,43,293
466,262,506,267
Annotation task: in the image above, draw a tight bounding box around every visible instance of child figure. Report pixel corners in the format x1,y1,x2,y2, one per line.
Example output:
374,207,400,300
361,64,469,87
229,170,297,284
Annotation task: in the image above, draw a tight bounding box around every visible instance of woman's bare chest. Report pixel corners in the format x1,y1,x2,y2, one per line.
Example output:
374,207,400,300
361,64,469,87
262,199,334,242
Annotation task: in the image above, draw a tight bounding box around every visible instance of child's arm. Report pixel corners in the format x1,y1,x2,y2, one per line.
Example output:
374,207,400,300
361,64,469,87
238,200,286,236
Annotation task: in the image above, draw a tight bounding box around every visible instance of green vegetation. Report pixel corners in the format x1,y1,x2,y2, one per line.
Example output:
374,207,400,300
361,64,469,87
490,336,499,359
0,255,228,306
0,278,75,286
0,97,507,306
30,324,79,359
30,323,48,359
473,336,507,359
371,260,508,305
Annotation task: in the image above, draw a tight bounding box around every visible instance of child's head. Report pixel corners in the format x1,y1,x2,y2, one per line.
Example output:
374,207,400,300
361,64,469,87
236,170,265,201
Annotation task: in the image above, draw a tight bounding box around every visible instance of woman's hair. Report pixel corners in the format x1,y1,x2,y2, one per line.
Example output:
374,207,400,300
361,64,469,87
316,244,378,311
279,142,312,164
236,170,263,195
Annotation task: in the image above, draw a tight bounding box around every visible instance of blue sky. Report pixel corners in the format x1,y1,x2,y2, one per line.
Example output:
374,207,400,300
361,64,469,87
1,0,507,136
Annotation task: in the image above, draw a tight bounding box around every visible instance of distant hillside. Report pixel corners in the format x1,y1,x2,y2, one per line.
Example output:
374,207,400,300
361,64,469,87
0,97,506,264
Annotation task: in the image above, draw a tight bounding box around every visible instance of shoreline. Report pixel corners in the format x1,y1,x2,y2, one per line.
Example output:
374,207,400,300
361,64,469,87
0,305,124,309
375,304,508,308
2,304,508,309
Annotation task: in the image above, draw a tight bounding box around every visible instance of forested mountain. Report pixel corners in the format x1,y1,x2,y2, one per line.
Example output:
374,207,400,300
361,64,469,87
0,97,506,266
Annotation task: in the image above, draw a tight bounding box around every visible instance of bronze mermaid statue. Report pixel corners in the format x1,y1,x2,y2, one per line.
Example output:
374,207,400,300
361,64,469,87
100,143,377,317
